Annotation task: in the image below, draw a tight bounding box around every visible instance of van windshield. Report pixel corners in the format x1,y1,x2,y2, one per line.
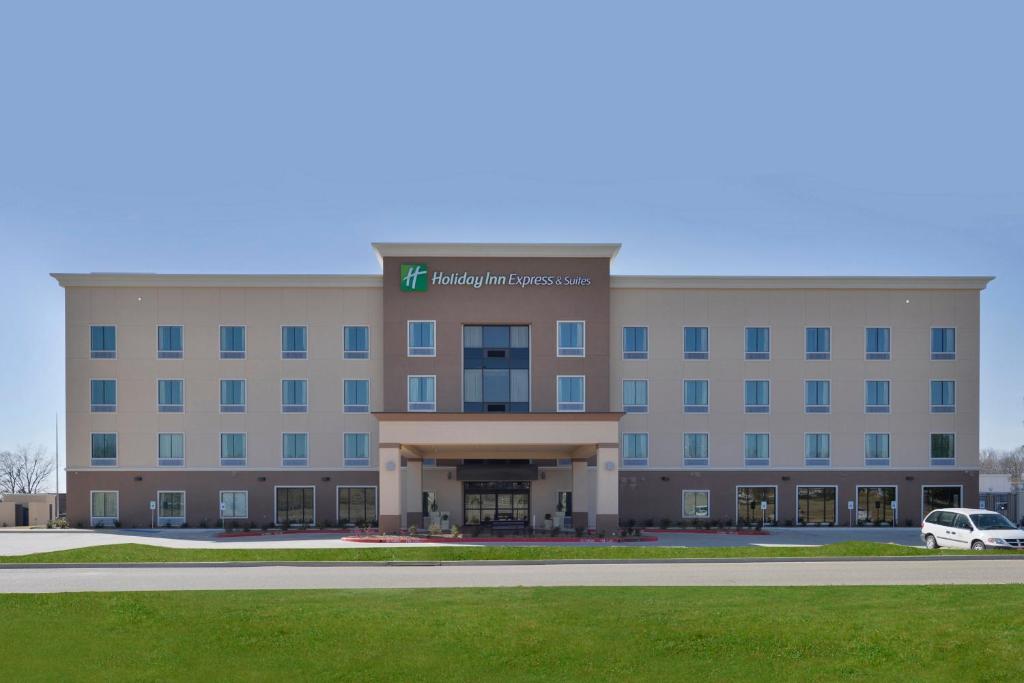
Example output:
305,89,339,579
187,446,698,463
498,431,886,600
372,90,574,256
970,514,1016,530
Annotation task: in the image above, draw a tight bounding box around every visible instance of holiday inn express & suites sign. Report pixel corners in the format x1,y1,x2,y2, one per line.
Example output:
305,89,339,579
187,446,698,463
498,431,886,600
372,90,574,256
400,263,592,291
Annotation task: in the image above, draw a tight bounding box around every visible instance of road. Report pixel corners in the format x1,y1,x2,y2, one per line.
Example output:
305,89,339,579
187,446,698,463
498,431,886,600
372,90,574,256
2,558,1023,593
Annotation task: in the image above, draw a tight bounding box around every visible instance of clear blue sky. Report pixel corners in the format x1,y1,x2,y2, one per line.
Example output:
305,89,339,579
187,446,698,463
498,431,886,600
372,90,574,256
1,2,1021,489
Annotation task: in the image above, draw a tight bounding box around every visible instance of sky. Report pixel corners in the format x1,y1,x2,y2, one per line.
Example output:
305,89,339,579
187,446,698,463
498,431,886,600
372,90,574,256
0,1,1022,490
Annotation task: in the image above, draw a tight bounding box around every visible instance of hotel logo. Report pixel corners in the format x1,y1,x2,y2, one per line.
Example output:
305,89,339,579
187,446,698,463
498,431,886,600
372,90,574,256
400,263,429,292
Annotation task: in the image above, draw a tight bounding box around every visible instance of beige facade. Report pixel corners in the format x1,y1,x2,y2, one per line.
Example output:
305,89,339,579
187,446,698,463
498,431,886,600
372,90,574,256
53,244,990,530
0,493,59,527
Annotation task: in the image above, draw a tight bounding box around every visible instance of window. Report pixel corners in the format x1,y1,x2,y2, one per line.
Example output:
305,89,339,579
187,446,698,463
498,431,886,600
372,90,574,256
343,379,370,413
220,326,245,359
683,326,709,360
282,326,307,359
865,433,890,467
866,327,890,360
408,321,436,357
737,486,776,525
157,379,184,412
220,380,246,413
90,325,116,359
282,379,308,413
858,486,896,525
557,321,585,357
157,325,183,358
282,433,308,467
744,433,769,467
865,380,890,413
463,325,529,413
931,433,955,466
90,491,118,524
798,487,837,525
338,487,377,524
805,380,830,413
91,433,117,466
622,432,648,467
682,490,710,518
158,433,184,467
344,325,369,359
623,326,648,360
90,379,116,412
344,433,370,467
220,491,248,519
930,380,955,413
408,375,436,412
744,380,769,413
622,380,648,413
931,328,955,360
276,487,315,526
745,327,770,360
556,375,585,412
220,433,246,466
679,379,708,413
805,327,831,360
805,433,830,467
923,486,962,518
157,491,186,526
683,433,709,467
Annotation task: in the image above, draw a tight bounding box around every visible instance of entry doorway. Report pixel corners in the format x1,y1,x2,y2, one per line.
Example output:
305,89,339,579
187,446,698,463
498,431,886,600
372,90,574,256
463,481,530,525
737,486,777,525
14,505,28,527
276,486,315,525
556,491,573,530
858,486,897,525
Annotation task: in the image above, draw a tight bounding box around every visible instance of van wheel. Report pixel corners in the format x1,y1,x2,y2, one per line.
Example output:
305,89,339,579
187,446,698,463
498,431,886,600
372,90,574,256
925,534,939,550
971,540,986,551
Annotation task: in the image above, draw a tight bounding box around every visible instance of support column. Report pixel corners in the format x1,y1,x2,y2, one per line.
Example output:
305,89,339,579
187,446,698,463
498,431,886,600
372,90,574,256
571,460,590,530
378,445,402,533
595,445,620,532
405,458,423,529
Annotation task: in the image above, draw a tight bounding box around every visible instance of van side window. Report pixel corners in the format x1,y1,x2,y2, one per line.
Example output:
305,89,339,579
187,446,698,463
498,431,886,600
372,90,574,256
954,514,971,530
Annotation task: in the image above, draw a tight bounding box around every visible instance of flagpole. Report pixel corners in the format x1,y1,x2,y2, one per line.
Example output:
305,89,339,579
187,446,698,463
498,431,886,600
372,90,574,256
55,413,60,519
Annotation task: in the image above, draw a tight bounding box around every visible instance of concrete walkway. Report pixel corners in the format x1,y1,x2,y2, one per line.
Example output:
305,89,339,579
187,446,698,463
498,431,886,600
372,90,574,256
2,558,1023,593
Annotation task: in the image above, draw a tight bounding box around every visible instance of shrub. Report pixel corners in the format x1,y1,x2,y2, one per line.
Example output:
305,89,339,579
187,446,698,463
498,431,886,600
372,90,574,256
428,521,442,536
180,521,189,528
408,525,418,536
47,518,69,529
113,519,122,528
450,524,461,538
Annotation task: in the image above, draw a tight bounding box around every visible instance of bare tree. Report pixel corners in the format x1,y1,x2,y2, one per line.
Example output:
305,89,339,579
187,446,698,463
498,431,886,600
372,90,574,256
0,444,55,494
980,448,1005,474
1003,448,1024,486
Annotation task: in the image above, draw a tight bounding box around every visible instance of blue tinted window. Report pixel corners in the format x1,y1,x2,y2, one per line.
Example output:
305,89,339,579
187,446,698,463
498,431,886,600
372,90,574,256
90,326,116,352
806,328,830,353
624,327,648,354
158,325,182,352
866,327,890,353
684,327,708,353
221,326,245,352
90,380,116,405
282,326,307,352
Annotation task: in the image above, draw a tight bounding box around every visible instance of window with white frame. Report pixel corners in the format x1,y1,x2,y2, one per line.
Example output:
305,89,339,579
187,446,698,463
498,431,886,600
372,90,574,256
344,433,370,467
220,433,246,466
683,326,709,360
282,433,308,466
344,379,369,413
682,490,710,518
220,379,245,413
158,491,185,526
804,433,830,466
220,491,248,519
408,375,436,411
408,321,436,356
158,379,184,412
557,321,585,357
557,375,585,412
865,433,890,466
866,380,890,413
157,433,184,467
683,379,709,413
91,433,117,466
220,326,245,359
745,327,770,360
623,326,648,360
683,433,709,467
931,328,955,360
90,325,116,359
90,379,116,412
805,327,831,360
282,326,308,359
622,379,648,413
744,433,769,466
90,491,118,524
344,325,370,359
931,433,955,465
622,432,648,467
805,380,831,413
930,380,955,413
157,325,183,359
282,379,308,413
744,380,769,413
866,327,890,360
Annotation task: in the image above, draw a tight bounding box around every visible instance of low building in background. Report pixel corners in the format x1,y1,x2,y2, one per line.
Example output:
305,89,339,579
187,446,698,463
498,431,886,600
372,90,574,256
0,493,61,527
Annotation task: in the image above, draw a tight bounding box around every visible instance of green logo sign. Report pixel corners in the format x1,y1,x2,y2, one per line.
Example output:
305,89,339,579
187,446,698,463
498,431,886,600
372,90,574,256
400,263,429,292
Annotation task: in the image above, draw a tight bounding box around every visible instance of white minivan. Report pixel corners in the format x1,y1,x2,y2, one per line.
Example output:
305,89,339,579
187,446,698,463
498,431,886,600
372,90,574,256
921,508,1024,550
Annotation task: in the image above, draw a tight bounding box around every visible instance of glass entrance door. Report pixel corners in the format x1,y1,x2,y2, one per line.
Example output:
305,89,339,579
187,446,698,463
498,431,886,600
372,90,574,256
557,491,573,530
858,486,896,525
276,486,315,525
463,481,530,524
737,487,777,525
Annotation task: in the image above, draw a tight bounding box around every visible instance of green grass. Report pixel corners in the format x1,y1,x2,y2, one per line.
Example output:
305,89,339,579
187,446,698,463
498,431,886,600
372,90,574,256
2,585,1023,681
0,541,988,564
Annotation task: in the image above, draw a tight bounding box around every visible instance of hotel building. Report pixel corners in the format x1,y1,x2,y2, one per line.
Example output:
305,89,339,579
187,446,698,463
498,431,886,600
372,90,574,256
54,243,990,530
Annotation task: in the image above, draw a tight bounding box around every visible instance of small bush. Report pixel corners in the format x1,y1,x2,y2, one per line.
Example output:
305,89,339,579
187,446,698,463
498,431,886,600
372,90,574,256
428,521,442,536
47,518,70,529
113,519,121,528
450,524,461,538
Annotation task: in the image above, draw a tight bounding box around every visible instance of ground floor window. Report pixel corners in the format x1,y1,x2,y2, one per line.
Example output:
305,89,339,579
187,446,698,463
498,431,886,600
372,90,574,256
857,486,896,525
463,481,530,525
220,491,248,519
922,486,961,518
737,486,776,525
276,486,315,525
556,491,573,529
797,486,836,525
90,491,118,523
682,490,710,518
338,487,377,525
158,491,185,526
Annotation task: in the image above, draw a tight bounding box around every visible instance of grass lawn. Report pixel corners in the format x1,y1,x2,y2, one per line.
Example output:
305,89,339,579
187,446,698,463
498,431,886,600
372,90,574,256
2,585,1023,681
0,540,989,564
